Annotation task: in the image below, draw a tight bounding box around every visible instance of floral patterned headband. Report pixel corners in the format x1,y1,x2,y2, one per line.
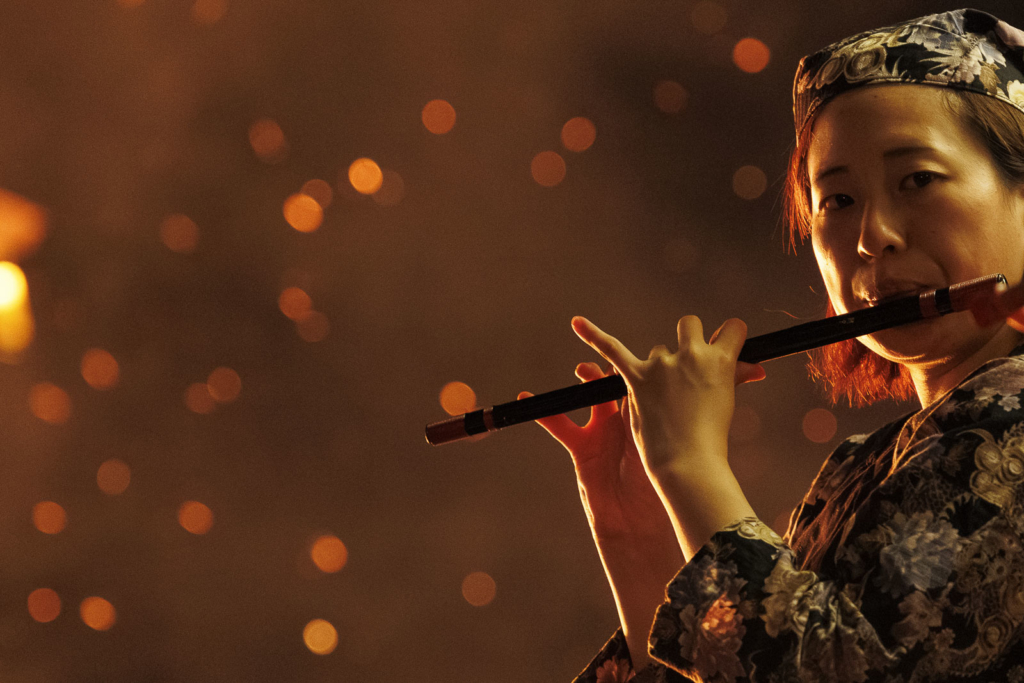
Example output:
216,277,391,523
792,8,1024,139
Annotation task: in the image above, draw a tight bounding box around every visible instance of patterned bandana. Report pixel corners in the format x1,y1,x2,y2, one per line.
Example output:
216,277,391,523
792,8,1024,139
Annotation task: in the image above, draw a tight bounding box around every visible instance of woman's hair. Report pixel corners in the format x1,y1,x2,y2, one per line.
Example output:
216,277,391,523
782,88,1024,407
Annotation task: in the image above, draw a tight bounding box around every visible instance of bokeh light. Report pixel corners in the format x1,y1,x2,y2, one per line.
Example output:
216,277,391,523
461,572,497,607
303,619,338,655
27,588,61,623
691,1,727,35
0,261,34,356
283,194,323,233
530,151,566,187
185,383,216,414
733,38,771,74
732,165,768,200
249,118,288,163
310,535,349,573
560,117,596,153
802,408,838,443
97,459,131,496
207,367,241,403
159,214,199,254
439,381,476,416
371,170,405,206
29,383,71,424
300,179,334,209
191,0,227,25
81,348,120,390
296,311,330,342
80,597,116,631
178,501,214,535
0,189,47,262
421,99,456,135
653,80,688,114
278,287,313,321
32,501,67,535
0,261,28,309
348,158,384,195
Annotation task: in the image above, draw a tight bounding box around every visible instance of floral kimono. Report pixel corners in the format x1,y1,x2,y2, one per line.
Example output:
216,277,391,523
573,345,1024,682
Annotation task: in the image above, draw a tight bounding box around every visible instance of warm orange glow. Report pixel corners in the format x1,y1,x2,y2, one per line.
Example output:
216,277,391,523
461,572,497,607
81,348,120,390
303,619,338,655
421,99,456,135
732,165,768,200
653,80,688,114
178,501,214,534
348,158,384,194
80,597,116,631
283,194,323,233
159,214,199,254
296,311,330,342
0,262,34,356
530,151,566,187
0,189,47,262
32,501,67,535
191,0,227,24
29,383,71,424
249,119,288,163
207,367,241,403
560,117,596,153
0,261,28,309
802,408,838,443
184,383,216,414
278,287,313,321
371,170,405,206
691,1,727,35
27,588,61,623
97,459,131,496
733,38,771,74
301,179,334,208
310,535,349,573
439,381,476,416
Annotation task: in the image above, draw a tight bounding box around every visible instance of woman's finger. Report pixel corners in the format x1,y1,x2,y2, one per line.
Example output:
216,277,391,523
517,391,582,450
676,315,705,351
575,363,619,422
708,318,749,359
735,362,767,384
571,317,642,381
647,344,670,360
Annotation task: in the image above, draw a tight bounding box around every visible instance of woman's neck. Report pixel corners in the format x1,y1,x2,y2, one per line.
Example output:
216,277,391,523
909,325,1024,407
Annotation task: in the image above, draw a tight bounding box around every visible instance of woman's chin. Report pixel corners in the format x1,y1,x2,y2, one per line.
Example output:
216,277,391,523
861,316,987,365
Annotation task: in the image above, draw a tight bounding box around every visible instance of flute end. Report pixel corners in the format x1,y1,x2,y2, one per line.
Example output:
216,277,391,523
425,415,471,446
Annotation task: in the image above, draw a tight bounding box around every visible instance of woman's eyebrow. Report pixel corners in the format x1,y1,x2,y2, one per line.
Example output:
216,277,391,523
812,145,937,186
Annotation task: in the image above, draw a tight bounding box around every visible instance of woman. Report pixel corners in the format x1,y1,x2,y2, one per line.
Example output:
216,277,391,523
521,9,1024,682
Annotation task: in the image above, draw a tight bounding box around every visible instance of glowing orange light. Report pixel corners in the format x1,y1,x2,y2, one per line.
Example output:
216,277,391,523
371,170,405,206
32,501,67,535
184,383,216,414
27,588,61,623
561,117,596,153
802,408,838,443
159,214,199,254
654,80,688,114
732,165,768,200
733,38,771,74
191,0,227,24
0,189,47,262
303,619,338,655
439,381,476,416
691,1,727,35
249,119,288,163
178,501,214,535
278,287,313,321
283,194,323,233
296,311,329,342
348,158,384,195
29,383,71,424
0,261,28,309
207,367,241,403
310,535,348,573
461,572,497,606
80,597,116,631
421,99,456,135
301,179,334,209
0,262,34,355
81,348,120,390
97,459,131,496
531,151,566,187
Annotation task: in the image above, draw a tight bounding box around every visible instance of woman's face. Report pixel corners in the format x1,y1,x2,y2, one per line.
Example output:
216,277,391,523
807,84,1024,365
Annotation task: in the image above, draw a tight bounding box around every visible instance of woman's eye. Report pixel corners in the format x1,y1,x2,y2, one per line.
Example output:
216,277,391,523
819,194,854,212
903,171,935,189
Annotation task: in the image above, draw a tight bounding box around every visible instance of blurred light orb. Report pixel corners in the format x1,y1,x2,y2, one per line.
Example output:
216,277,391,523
178,501,214,535
440,381,476,416
27,588,61,623
732,165,768,200
283,194,323,233
530,151,566,187
0,261,28,309
561,117,596,153
0,189,47,262
159,214,199,254
191,0,227,25
653,80,688,114
371,170,405,207
303,619,338,655
81,348,120,390
279,287,313,321
185,383,216,414
80,597,116,631
296,311,330,342
249,118,288,164
348,158,384,194
803,408,838,443
29,383,71,424
421,99,456,135
461,572,497,607
310,535,349,573
207,367,242,403
301,179,334,209
32,501,67,535
733,38,771,73
691,1,727,35
97,459,131,496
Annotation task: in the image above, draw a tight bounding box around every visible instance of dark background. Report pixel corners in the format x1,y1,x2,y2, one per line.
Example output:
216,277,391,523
0,1,1018,681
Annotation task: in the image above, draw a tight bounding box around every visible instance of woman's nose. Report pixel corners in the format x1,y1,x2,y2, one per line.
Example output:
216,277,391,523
856,199,907,260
